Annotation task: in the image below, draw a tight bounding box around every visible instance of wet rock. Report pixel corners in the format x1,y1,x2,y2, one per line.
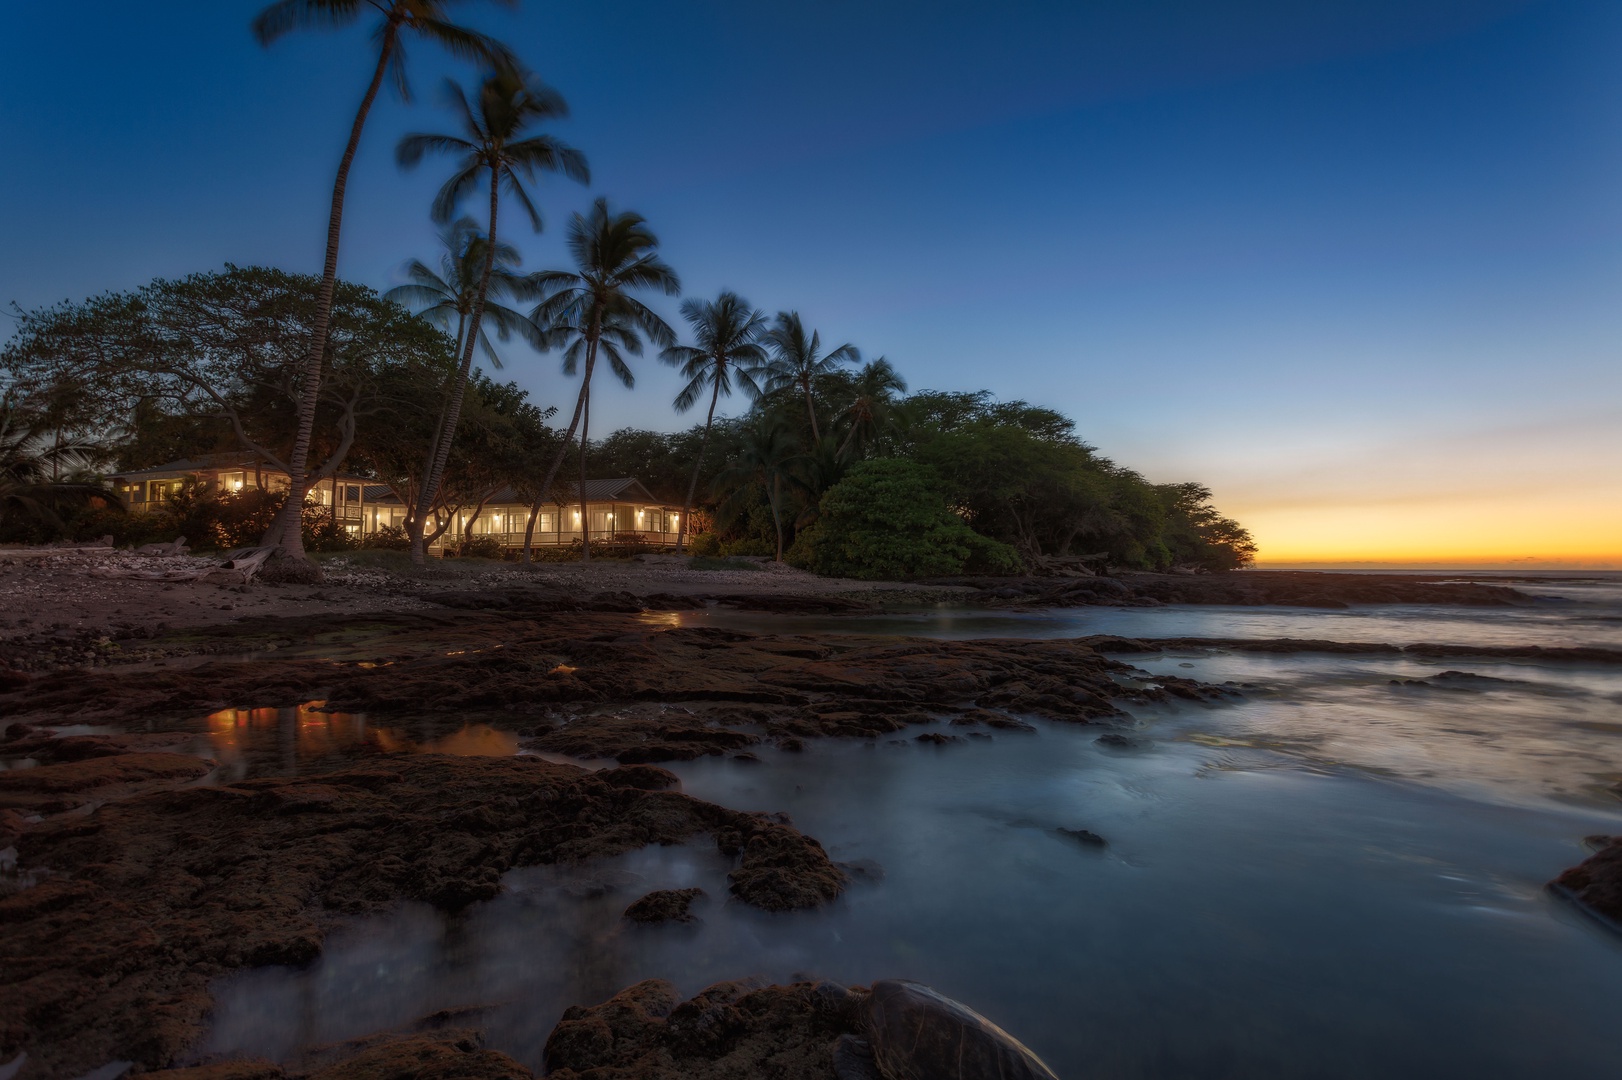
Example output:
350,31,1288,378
544,979,859,1080
914,732,961,746
712,595,877,615
1056,827,1109,848
143,1062,285,1080
624,887,704,924
721,820,847,911
0,754,844,1077
0,751,214,812
1550,835,1622,932
1094,732,1149,750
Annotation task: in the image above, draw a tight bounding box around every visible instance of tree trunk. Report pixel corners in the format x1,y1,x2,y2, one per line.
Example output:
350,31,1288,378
675,376,720,554
578,382,591,562
268,26,397,564
770,473,784,562
521,325,599,564
409,167,501,564
803,381,820,443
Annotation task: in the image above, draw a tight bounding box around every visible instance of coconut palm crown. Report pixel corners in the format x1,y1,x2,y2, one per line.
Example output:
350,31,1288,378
660,291,767,551
384,217,540,368
396,66,588,562
759,311,860,443
519,199,680,562
251,0,516,567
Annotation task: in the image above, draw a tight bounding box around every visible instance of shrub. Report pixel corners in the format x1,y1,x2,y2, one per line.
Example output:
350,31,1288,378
718,536,774,558
787,459,1021,581
458,535,505,560
686,531,721,557
363,523,411,551
301,505,358,552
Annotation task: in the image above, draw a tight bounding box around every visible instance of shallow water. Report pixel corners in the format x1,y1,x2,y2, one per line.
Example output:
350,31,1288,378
673,575,1622,650
199,581,1622,1078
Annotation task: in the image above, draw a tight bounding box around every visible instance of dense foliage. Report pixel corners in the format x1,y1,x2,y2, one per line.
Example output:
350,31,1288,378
787,460,1020,579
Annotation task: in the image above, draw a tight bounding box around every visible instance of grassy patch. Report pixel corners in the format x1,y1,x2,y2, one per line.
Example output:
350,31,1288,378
688,556,766,572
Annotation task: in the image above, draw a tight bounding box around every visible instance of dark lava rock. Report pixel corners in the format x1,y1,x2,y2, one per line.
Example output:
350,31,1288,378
1550,835,1622,932
712,594,877,615
1095,732,1149,750
1056,827,1109,848
624,888,705,924
0,753,845,1076
914,732,962,746
544,979,860,1080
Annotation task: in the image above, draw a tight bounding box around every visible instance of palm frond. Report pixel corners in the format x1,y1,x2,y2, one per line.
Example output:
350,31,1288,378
251,0,363,46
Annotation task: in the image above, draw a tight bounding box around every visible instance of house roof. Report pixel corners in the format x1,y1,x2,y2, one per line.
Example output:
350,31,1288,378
362,478,674,508
112,454,371,484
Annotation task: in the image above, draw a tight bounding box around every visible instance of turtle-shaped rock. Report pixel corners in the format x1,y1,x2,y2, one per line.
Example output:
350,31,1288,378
831,979,1061,1080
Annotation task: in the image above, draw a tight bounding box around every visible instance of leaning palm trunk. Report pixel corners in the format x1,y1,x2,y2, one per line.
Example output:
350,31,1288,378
801,383,821,444
770,473,785,562
578,383,592,561
409,172,500,565
675,380,721,554
267,30,397,563
520,339,596,563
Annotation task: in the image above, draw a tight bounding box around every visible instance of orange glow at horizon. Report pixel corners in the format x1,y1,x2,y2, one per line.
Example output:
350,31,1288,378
1239,490,1622,568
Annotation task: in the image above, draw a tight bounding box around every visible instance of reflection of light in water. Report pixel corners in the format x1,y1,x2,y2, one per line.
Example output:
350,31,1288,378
205,701,521,776
206,701,369,778
637,611,684,630
373,724,519,757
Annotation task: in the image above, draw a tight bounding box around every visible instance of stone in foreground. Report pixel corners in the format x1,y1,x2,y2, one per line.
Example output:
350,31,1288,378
832,980,1060,1080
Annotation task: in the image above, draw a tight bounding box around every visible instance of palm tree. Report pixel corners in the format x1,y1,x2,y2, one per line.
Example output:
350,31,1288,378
712,414,802,562
397,66,588,563
520,200,679,563
659,292,766,553
252,0,514,568
384,216,541,367
0,406,116,534
836,357,907,460
758,311,859,444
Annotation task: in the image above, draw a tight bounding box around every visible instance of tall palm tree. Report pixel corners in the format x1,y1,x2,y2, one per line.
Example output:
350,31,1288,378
397,66,588,563
384,216,541,367
712,415,802,562
252,0,514,568
520,200,679,563
836,357,908,460
759,311,859,444
659,292,766,553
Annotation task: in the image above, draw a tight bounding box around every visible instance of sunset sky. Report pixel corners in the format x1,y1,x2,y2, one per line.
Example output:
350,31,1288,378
2,0,1618,567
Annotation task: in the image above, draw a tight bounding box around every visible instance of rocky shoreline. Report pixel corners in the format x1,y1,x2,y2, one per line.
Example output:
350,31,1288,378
1,570,1615,1079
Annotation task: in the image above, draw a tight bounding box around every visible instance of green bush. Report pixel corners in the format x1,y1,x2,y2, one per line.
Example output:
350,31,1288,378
787,459,1021,581
457,535,505,560
363,523,411,551
686,531,721,557
718,536,774,558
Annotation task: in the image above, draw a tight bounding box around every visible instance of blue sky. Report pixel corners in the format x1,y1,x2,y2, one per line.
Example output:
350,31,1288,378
2,0,1618,562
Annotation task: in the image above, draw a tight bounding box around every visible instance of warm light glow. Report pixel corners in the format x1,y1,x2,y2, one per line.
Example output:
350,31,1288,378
1241,491,1622,569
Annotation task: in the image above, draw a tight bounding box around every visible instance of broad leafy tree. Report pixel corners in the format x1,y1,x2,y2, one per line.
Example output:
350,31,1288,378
1,267,458,523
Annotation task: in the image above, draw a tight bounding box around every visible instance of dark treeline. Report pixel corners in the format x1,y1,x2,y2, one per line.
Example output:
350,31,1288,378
0,262,1254,574
0,0,1255,578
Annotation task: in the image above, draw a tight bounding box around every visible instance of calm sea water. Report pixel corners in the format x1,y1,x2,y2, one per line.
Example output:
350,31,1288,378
199,577,1622,1077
